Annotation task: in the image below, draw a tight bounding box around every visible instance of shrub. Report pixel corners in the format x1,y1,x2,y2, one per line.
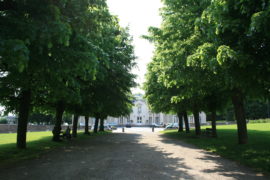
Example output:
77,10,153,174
0,118,8,124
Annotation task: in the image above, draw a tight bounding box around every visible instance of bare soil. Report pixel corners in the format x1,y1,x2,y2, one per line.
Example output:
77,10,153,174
0,131,268,180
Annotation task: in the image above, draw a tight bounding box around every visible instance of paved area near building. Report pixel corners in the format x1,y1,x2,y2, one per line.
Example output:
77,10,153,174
0,128,268,180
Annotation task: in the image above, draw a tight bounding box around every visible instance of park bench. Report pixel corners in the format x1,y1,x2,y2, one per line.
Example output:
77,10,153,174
60,131,71,140
203,128,213,137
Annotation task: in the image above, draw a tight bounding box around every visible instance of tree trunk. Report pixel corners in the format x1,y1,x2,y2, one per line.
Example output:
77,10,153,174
177,112,184,132
16,90,31,149
52,101,64,142
99,118,104,131
232,89,248,144
84,116,89,134
210,109,217,138
94,117,99,133
183,111,190,133
72,114,79,137
193,109,201,136
267,99,270,118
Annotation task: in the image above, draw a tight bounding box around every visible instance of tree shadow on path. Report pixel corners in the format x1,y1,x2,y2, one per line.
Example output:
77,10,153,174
159,133,268,180
0,133,193,180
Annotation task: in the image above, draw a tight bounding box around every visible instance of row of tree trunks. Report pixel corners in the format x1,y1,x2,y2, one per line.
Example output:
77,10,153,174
53,113,90,141
52,101,65,142
73,115,104,135
53,114,104,138
177,111,190,133
17,90,32,149
232,89,248,144
16,90,247,146
72,114,79,137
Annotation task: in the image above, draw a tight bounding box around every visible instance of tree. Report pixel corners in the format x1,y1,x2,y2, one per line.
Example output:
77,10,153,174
146,0,270,143
190,0,270,143
84,116,90,134
0,0,72,148
145,0,211,136
49,0,104,141
72,114,79,138
144,59,190,133
0,0,136,147
177,112,184,132
65,6,136,134
87,21,135,133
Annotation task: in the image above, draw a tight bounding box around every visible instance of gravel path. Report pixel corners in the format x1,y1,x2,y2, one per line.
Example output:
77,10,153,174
0,131,268,180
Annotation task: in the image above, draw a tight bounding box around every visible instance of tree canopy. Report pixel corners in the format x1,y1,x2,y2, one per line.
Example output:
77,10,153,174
0,0,135,148
144,0,270,144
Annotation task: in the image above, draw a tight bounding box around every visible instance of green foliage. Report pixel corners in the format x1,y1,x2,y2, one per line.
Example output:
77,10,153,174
28,113,53,125
225,106,235,121
63,113,72,125
0,40,29,73
0,0,135,147
145,0,270,143
0,118,8,124
144,0,226,118
245,99,270,120
219,99,270,121
200,0,270,94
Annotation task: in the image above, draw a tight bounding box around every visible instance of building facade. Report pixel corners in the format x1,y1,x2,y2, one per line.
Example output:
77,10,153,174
78,94,207,127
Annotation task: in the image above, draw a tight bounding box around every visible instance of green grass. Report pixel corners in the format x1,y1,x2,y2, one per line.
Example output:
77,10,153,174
0,130,111,166
162,123,270,173
248,118,270,124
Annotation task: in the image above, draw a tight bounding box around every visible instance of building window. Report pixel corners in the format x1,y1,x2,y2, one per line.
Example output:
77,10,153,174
119,117,123,124
137,116,142,123
137,104,142,114
149,117,152,124
155,117,160,124
174,116,178,123
190,116,194,123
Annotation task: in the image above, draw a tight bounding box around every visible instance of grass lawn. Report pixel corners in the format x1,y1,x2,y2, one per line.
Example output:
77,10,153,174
162,123,270,173
0,130,110,166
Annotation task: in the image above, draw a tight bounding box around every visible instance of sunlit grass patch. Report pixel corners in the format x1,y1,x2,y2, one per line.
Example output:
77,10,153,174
0,130,111,166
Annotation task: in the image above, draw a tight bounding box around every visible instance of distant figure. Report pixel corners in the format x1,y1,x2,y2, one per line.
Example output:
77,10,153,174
64,126,71,139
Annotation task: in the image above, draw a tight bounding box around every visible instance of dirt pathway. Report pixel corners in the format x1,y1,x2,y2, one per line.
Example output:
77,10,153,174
0,131,267,180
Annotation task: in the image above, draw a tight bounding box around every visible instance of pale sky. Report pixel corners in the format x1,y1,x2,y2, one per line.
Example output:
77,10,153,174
106,0,162,94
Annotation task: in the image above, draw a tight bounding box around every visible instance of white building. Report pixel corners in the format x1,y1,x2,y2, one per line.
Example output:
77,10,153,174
78,94,207,127
104,94,177,126
188,112,207,126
